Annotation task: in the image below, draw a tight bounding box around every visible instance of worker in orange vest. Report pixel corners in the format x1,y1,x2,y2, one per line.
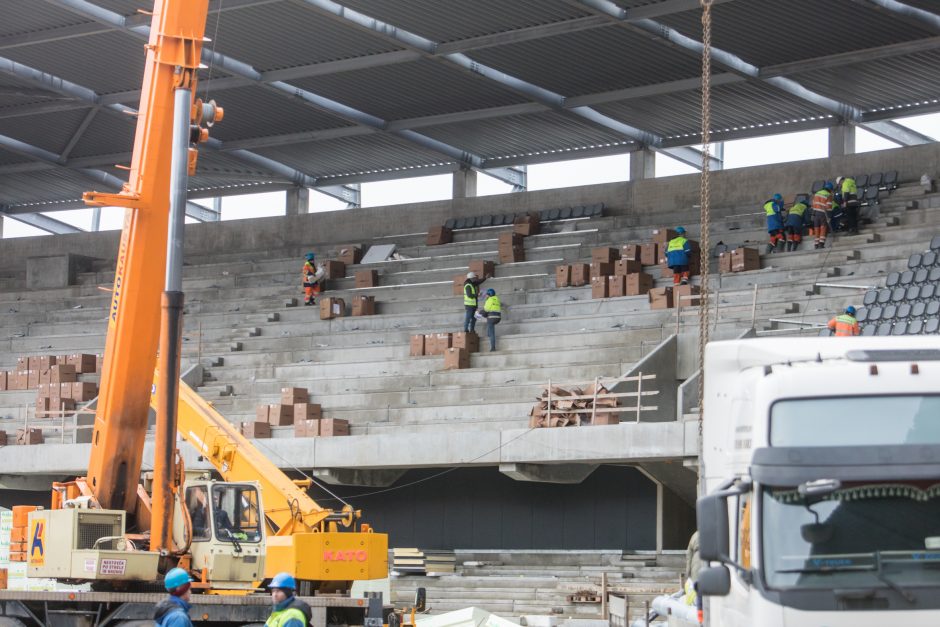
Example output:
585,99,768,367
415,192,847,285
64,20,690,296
827,306,860,336
811,182,834,249
301,252,325,306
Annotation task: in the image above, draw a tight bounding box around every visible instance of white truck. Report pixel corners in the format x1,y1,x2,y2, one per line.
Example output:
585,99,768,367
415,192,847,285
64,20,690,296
695,336,940,626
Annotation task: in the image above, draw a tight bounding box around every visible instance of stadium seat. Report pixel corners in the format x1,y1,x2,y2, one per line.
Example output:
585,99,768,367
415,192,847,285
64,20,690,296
912,302,927,318
571,205,585,219
864,187,880,203
547,208,561,221
586,203,604,217
454,217,468,229
877,322,893,336
882,304,897,320
862,325,877,336
907,285,921,301
926,318,940,334
892,321,908,335
869,172,883,187
899,271,914,286
863,289,878,306
923,251,937,267
891,287,906,302
795,193,809,205
877,289,891,304
558,207,572,220
856,307,869,323
478,214,493,227
915,268,929,284
868,306,883,322
908,253,922,269
908,319,923,335
465,216,479,228
883,170,898,189
885,272,900,288
920,285,936,300
930,235,940,251
927,300,940,317
818,328,831,337
539,209,552,221
930,267,940,283
897,303,911,319
444,218,456,230
811,179,825,194
855,174,869,188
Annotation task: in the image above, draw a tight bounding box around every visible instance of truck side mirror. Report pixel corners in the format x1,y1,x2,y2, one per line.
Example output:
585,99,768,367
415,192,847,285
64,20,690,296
696,565,731,596
697,492,730,562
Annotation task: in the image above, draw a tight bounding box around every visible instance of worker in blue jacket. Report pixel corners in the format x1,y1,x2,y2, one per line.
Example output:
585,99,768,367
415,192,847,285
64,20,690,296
665,227,693,286
154,568,194,627
764,193,785,253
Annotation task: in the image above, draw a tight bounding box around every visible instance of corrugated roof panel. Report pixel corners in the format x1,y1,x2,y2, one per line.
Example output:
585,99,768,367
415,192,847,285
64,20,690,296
418,111,633,160
290,59,530,122
207,2,405,72
0,168,101,207
0,107,92,155
658,0,935,68
468,26,702,97
67,109,136,161
0,146,28,167
334,0,592,43
0,2,91,38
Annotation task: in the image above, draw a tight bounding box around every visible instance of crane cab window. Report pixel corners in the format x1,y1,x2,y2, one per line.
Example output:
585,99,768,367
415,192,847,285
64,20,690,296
185,485,210,541
211,485,262,543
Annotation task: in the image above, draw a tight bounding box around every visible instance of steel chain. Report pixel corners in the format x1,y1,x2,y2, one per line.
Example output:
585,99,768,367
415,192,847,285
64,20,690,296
697,0,713,448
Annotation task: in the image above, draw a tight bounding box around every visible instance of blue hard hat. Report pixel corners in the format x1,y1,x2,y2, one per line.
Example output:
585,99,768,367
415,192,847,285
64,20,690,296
675,226,686,234
305,252,315,261
269,572,297,591
486,288,495,296
773,193,783,202
845,306,856,316
164,567,193,591
823,181,834,191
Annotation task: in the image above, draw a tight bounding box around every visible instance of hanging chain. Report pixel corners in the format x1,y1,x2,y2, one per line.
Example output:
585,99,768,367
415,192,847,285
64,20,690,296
697,0,714,448
203,0,225,102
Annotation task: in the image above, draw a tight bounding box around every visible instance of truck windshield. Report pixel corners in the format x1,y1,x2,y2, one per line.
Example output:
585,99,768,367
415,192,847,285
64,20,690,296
770,395,940,446
762,483,940,592
211,484,262,543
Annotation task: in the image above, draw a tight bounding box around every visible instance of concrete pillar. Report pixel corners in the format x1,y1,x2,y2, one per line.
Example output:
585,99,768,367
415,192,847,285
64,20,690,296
630,148,655,180
0,215,4,239
829,124,856,157
452,168,477,199
286,186,310,215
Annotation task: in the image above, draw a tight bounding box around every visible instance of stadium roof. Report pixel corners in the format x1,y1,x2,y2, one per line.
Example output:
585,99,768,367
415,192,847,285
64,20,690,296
1,0,939,219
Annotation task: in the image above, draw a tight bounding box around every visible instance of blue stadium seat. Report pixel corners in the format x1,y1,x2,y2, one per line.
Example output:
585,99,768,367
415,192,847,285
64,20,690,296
906,285,921,301
926,318,940,334
915,268,929,284
921,285,936,300
907,319,923,335
931,235,940,251
877,322,893,336
909,253,922,269
547,208,561,221
927,300,940,317
862,325,877,336
912,302,927,318
877,289,891,304
883,170,898,189
892,321,908,335
930,267,940,283
882,304,898,320
897,303,911,319
864,187,880,203
478,214,493,227
899,271,914,286
885,272,900,288
863,289,878,306
539,209,552,221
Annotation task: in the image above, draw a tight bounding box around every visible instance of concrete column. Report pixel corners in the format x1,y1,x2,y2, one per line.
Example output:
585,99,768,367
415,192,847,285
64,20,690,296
630,148,655,180
0,215,4,239
452,167,477,199
286,186,310,215
828,124,856,157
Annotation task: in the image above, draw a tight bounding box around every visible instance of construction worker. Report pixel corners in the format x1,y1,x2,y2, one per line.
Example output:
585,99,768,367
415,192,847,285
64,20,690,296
811,182,834,249
838,175,860,234
784,198,808,251
463,271,486,333
154,568,194,627
301,253,325,306
266,572,312,627
482,288,501,351
827,306,860,337
764,194,785,253
665,227,693,286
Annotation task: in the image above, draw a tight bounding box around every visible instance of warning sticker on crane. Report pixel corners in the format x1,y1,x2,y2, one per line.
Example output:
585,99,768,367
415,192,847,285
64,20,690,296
100,559,127,575
28,519,45,567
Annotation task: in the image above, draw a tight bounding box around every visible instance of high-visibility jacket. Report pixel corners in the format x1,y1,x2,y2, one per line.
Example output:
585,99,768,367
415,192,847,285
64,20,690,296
841,177,857,196
812,189,833,213
265,597,309,627
302,261,323,286
483,295,501,320
827,314,860,337
785,201,808,228
764,199,783,232
463,281,480,307
665,236,691,267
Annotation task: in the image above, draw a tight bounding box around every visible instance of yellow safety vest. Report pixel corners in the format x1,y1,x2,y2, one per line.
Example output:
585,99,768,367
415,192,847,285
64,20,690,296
484,295,501,313
841,177,857,195
789,201,808,217
463,282,478,307
266,607,306,627
667,236,688,253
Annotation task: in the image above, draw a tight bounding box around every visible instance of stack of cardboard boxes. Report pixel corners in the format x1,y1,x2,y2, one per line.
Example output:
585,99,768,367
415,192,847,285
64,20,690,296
244,387,349,439
454,260,496,295
426,226,453,246
351,295,376,316
320,297,346,320
513,213,540,236
0,353,100,393
529,382,620,428
337,245,362,265
497,232,525,264
719,246,761,273
411,332,476,370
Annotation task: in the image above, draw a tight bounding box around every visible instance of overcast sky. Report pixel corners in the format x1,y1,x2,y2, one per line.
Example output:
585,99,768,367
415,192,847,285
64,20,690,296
4,112,939,238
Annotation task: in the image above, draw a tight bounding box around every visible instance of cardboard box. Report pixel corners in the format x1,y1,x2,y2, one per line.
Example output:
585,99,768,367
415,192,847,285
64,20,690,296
319,297,346,320
452,332,479,353
608,275,626,298
35,397,50,417
453,274,467,296
555,265,571,288
27,370,38,389
424,334,437,356
281,387,309,404
11,372,27,391
592,247,620,264
443,347,470,370
592,414,621,426
319,418,350,437
652,228,679,245
649,286,675,309
38,356,56,369
732,247,761,272
719,251,733,274
15,428,43,445
0,372,6,391
255,406,271,423
240,422,271,439
294,419,320,437
675,284,701,308
70,382,98,402
625,272,654,296
431,333,453,356
468,260,495,279
498,232,524,248
27,357,39,371
614,259,642,276
267,404,294,426
38,369,51,386
337,245,362,265
640,243,659,266
67,354,97,374
513,214,540,236
354,270,378,288
50,364,76,384
321,260,346,280
0,432,6,446
591,276,609,299
621,244,641,262
590,262,613,278
498,247,525,263
570,263,590,287
48,399,75,414
427,226,453,246
410,335,425,357
351,295,376,316
16,357,27,372
293,403,322,422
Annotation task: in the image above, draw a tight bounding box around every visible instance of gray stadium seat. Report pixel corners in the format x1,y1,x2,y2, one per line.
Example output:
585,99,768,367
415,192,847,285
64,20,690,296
855,174,869,187
927,301,940,317
892,321,908,335
868,306,883,322
571,205,585,219
912,302,927,318
818,328,831,337
930,267,940,283
891,287,906,302
478,214,493,227
931,235,940,251
444,218,456,229
856,307,869,323
454,217,468,229
811,179,825,194
869,172,883,187
926,318,940,334
923,251,937,267
899,271,914,286
885,272,900,288
877,289,891,304
547,208,561,221
539,209,552,221
795,193,809,204
877,322,893,336
915,268,929,284
909,253,922,269
862,325,877,336
897,303,911,319
906,285,920,301
863,289,877,306
908,320,924,335
558,207,572,220
864,187,880,203
920,285,936,300
882,304,897,320
586,203,604,217
883,170,898,189
468,216,481,228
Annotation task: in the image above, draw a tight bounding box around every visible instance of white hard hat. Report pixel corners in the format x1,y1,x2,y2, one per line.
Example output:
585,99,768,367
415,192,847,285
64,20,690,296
467,272,477,279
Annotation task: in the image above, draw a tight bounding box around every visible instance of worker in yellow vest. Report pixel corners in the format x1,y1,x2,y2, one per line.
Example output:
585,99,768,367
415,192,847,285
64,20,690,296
784,198,809,252
266,573,311,627
463,271,486,333
827,306,860,336
837,176,860,234
665,227,693,285
764,194,785,253
482,288,501,351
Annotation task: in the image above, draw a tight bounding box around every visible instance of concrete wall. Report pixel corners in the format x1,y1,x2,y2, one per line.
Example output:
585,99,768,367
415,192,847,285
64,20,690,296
2,143,937,270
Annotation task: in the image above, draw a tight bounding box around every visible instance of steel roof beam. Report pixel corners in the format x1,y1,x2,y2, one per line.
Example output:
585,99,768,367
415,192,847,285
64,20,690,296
0,210,83,234
316,183,360,206
760,35,940,77
59,106,99,160
862,119,935,145
855,0,940,34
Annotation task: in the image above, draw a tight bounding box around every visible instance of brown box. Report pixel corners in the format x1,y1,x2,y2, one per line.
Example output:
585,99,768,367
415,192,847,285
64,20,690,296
16,428,43,445
319,418,350,437
626,272,654,296
337,245,362,265
281,387,309,404
293,403,322,422
240,422,271,439
649,286,675,309
608,275,626,298
96,354,103,373
35,397,50,416
719,251,733,274
661,256,701,279
0,432,5,446
0,371,6,391
267,404,294,426
513,214,540,236
70,382,98,401
591,276,609,299
498,232,524,248
614,259,642,276
319,297,346,320
570,263,590,287
590,262,613,278
38,356,56,369
591,247,620,264
640,243,659,266
67,354,97,374
38,369,51,385
453,274,467,296
321,260,346,280
498,246,525,263
555,265,571,288
621,244,641,262
255,405,271,423
410,335,426,357
443,347,470,370
27,370,39,389
16,357,27,371
424,334,436,356
468,260,495,279
351,295,376,316
50,364,77,384
294,419,319,437
452,331,479,353
427,226,453,246
27,357,40,371
48,398,76,414
652,228,679,245
431,333,453,356
38,382,52,398
354,270,378,288
592,414,621,426
11,372,28,390
675,284,701,308
731,247,761,272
